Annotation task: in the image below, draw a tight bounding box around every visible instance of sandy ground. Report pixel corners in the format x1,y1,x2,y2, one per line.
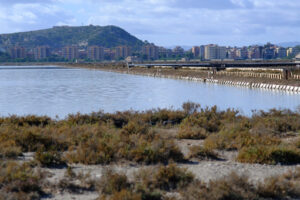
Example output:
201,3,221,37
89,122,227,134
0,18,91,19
25,132,299,200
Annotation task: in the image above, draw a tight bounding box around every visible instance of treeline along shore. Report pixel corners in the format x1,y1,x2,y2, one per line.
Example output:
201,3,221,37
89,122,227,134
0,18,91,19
65,62,300,92
0,103,300,199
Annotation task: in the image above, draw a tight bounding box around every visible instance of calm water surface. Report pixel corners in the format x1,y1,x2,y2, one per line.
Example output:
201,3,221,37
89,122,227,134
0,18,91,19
0,65,300,118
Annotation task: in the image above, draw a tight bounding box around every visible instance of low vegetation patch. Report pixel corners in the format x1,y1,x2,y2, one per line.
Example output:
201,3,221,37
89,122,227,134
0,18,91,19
188,146,220,160
0,161,47,200
58,167,96,194
34,150,67,168
0,104,300,166
97,164,193,200
237,145,300,165
182,169,300,200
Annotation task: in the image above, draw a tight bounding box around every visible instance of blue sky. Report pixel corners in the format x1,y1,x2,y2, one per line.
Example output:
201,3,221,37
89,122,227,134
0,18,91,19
0,0,299,47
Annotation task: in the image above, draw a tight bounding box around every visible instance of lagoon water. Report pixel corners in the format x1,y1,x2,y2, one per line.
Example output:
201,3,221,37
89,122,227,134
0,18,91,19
0,65,300,118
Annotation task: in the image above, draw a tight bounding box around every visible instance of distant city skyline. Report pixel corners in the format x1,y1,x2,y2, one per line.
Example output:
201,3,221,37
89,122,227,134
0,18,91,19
0,0,300,46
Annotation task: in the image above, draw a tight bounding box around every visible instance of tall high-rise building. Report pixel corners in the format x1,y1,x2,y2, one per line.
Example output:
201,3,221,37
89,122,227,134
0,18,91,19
87,46,104,61
287,48,293,57
8,46,26,59
217,46,226,59
142,44,159,60
276,47,287,58
192,46,200,57
227,48,238,59
34,46,50,60
204,44,226,60
237,47,249,60
204,45,217,60
199,45,205,60
292,47,300,57
115,46,131,59
63,46,78,60
248,46,263,59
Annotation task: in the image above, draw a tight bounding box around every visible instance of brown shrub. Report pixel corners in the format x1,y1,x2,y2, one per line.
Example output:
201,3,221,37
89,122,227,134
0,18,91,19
129,139,184,164
0,161,46,200
188,146,219,160
177,126,207,139
178,106,243,140
154,164,194,191
66,134,116,165
98,169,130,195
182,173,258,200
237,145,300,165
204,127,280,151
15,128,68,152
0,115,52,127
121,120,149,135
257,168,300,199
0,140,22,159
58,167,96,193
34,150,67,168
251,109,300,135
98,189,142,200
135,164,194,192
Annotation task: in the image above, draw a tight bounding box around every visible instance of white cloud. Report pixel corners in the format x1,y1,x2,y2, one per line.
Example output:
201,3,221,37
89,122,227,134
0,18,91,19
0,0,299,46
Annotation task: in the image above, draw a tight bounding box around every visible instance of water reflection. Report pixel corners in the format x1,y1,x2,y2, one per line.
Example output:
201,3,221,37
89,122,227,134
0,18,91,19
0,65,299,118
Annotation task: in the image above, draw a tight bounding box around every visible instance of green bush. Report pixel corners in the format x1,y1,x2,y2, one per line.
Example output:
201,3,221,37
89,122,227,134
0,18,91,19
237,145,300,165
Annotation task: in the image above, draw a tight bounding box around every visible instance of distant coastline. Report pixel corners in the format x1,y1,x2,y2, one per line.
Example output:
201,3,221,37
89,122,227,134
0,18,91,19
64,63,300,92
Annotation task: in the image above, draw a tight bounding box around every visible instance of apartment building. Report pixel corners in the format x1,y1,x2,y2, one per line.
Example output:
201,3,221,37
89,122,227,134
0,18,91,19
192,46,200,57
204,44,226,60
142,44,159,60
63,46,78,60
87,46,104,61
115,46,131,59
33,46,50,60
276,47,287,58
8,46,26,59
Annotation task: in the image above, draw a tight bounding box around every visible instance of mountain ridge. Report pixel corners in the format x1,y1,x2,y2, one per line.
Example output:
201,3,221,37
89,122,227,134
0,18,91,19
0,25,145,50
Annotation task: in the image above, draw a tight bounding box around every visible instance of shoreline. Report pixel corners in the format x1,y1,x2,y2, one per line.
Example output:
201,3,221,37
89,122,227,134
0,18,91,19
66,63,300,93
1,62,300,92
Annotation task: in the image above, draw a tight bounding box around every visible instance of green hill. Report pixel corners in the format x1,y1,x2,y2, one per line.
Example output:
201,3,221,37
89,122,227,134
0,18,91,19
0,25,145,50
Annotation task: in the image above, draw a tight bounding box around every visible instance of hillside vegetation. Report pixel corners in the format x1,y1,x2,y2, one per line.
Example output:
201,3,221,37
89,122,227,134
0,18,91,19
0,25,144,50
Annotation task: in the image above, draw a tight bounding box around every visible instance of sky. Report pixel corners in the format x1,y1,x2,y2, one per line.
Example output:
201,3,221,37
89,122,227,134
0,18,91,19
0,0,299,47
